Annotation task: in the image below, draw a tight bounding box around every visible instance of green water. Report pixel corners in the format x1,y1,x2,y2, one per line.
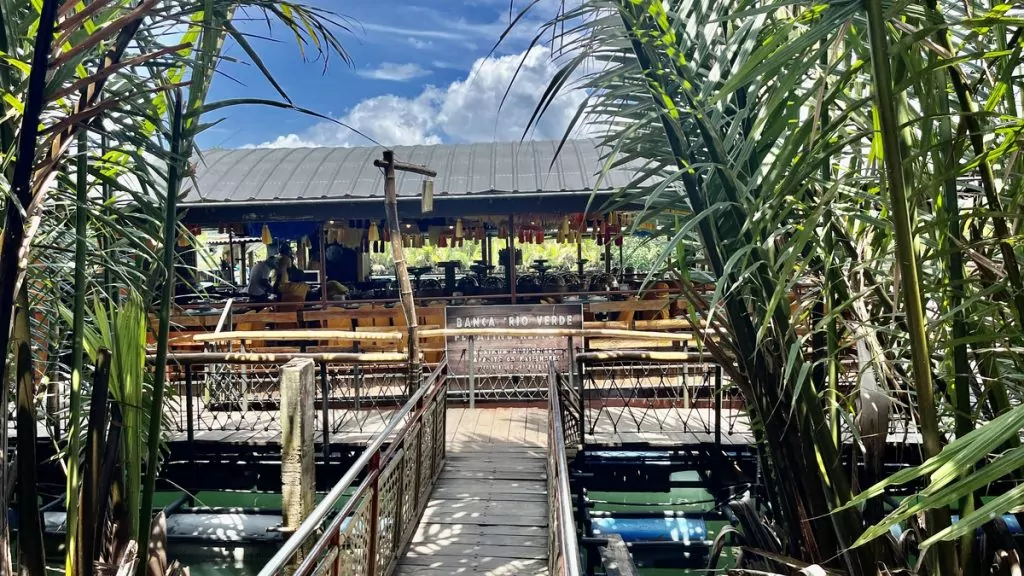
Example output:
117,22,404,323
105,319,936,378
175,547,275,576
588,471,737,575
70,473,729,576
173,491,351,576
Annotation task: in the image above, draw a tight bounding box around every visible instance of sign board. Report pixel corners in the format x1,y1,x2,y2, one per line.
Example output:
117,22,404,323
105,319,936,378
445,303,584,376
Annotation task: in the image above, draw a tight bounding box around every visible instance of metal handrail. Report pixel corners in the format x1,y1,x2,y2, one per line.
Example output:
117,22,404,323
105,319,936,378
257,359,448,576
548,362,583,576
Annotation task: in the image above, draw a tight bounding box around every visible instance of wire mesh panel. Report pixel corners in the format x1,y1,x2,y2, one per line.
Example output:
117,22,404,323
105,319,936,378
334,491,374,576
400,419,422,545
418,405,435,502
322,363,409,432
448,373,552,402
577,353,751,446
161,356,414,440
375,451,405,576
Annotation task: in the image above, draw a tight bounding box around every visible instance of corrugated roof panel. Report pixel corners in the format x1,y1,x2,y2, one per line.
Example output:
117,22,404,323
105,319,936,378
224,148,278,201
192,149,240,200
466,143,488,195
251,148,308,200
278,147,333,199
184,139,644,204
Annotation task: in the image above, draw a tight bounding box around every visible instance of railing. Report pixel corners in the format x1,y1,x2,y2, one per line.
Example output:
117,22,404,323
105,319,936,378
419,328,695,404
575,351,745,447
160,351,411,451
548,362,583,576
258,359,448,576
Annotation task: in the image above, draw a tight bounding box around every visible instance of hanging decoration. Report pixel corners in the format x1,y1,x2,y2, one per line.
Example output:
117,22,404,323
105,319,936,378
261,224,272,245
498,224,508,239
438,233,448,248
368,220,380,243
177,233,189,248
475,226,485,242
422,178,434,213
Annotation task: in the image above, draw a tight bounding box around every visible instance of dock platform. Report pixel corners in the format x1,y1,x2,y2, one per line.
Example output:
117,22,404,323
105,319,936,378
397,408,550,575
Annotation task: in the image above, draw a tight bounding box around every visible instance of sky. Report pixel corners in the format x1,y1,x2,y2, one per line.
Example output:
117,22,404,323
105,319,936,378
197,0,587,150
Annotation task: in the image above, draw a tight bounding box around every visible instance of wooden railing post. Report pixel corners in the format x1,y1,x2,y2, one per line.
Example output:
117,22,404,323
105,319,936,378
281,358,316,571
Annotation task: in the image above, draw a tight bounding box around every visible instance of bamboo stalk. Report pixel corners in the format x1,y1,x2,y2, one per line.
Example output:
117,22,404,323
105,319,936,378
933,45,976,569
864,2,954,573
374,150,435,393
0,0,59,436
80,349,111,576
137,89,183,576
67,117,90,576
149,351,408,364
418,327,696,340
15,288,44,576
194,330,405,342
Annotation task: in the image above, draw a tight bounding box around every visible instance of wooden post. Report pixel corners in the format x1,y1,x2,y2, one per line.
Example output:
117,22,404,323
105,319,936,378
281,358,316,568
507,214,517,304
319,223,328,306
374,151,436,394
228,230,236,285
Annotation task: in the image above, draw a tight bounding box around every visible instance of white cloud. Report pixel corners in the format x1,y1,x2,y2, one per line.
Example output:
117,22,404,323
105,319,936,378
356,62,432,81
360,22,465,41
256,90,445,148
408,38,433,50
250,46,593,149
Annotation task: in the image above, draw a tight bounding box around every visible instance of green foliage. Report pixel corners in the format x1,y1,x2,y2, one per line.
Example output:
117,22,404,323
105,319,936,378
369,236,668,274
509,0,1024,573
0,1,351,575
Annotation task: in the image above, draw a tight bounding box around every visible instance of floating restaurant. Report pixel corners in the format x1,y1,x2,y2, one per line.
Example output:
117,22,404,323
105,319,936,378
25,139,926,576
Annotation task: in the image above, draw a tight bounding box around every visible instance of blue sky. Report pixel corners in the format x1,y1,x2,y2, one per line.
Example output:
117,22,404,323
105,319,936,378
197,0,584,150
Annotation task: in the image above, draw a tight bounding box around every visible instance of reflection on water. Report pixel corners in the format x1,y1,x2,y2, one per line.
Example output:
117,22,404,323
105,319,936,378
173,545,277,576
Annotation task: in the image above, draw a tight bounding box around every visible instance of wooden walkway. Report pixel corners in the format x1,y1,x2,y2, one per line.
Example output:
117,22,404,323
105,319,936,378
397,407,550,575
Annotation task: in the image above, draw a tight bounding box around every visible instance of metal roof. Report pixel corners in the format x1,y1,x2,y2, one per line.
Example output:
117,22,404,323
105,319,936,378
182,139,638,205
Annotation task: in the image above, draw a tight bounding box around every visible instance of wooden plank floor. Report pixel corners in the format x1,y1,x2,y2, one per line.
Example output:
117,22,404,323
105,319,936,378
397,407,550,576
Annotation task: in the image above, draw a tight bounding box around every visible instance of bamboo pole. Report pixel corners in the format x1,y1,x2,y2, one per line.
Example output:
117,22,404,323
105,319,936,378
67,124,89,576
865,2,953,573
373,151,436,392
151,351,407,364
196,327,702,342
418,327,697,340
137,90,183,574
194,329,404,343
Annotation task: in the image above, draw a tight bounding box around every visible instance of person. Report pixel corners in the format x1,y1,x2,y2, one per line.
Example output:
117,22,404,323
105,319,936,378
247,255,274,301
326,280,349,301
273,254,305,295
